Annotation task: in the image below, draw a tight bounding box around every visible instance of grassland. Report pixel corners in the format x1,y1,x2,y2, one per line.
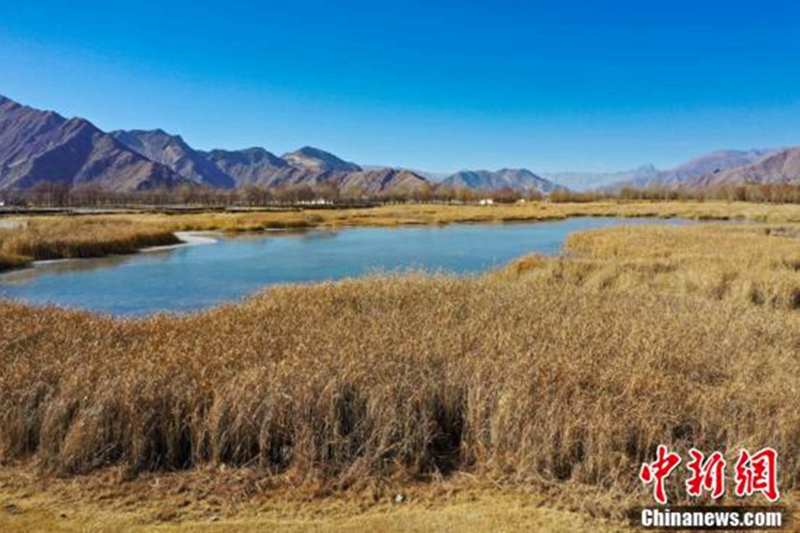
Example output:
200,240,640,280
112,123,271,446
4,200,800,272
1,215,799,530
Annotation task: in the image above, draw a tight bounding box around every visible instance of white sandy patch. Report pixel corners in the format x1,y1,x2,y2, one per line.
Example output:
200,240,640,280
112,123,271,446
0,219,26,230
26,232,220,267
142,231,220,252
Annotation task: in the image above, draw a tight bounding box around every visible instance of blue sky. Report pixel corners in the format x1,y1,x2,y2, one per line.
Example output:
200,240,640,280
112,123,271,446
1,0,799,173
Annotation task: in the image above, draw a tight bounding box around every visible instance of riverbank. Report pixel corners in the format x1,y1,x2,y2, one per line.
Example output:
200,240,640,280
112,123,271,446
4,200,800,273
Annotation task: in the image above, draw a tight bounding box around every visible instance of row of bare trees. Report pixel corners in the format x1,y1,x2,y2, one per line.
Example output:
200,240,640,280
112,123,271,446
4,181,800,209
0,181,544,208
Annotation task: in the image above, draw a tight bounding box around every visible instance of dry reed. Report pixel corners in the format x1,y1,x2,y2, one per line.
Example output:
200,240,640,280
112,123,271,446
1,221,799,514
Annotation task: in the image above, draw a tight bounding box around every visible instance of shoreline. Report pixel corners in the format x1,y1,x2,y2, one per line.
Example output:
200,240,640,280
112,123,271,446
26,231,221,268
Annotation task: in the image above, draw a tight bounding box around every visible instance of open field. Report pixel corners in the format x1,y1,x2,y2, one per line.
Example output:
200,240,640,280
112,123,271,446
1,220,799,530
5,200,800,272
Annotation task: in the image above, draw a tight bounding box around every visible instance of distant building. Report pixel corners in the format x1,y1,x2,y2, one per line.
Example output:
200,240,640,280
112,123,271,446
478,198,494,206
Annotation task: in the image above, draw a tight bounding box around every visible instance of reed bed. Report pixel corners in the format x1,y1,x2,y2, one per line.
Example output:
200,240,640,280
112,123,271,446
1,213,800,524
0,218,179,270
499,224,800,311
1,221,799,515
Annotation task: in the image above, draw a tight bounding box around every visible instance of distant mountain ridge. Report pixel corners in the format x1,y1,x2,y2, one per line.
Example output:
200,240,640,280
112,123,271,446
200,147,288,187
605,149,780,190
443,168,563,193
282,146,361,173
543,165,659,192
0,95,184,191
111,129,235,188
686,147,800,187
1,94,798,194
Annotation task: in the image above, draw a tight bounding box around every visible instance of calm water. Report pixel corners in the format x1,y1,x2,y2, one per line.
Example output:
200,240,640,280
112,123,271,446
0,217,689,315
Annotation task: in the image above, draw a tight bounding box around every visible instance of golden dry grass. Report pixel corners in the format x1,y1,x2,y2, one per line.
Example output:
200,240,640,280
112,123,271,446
1,209,800,530
2,227,800,509
0,218,179,271
0,467,624,532
500,224,800,311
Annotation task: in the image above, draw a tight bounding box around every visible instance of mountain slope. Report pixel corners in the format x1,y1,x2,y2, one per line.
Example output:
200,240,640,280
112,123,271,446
111,129,235,188
333,168,429,195
201,147,288,186
607,149,778,190
282,146,361,172
688,147,800,187
543,165,659,191
0,95,184,191
443,168,562,193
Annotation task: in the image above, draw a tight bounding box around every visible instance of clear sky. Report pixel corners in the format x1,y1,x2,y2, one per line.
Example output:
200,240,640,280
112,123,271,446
1,0,799,173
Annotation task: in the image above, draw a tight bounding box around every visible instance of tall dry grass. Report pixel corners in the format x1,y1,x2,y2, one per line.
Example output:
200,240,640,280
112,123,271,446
500,224,800,311
2,221,799,514
0,218,179,271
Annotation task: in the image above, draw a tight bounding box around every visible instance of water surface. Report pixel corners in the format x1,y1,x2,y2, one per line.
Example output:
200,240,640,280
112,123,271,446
0,217,689,315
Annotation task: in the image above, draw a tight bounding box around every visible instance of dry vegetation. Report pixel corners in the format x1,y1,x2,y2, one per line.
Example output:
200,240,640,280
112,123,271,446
503,224,800,311
4,200,800,272
0,218,178,271
1,207,800,530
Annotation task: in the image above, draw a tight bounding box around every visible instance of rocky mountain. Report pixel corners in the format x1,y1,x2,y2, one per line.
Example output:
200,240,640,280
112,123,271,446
443,168,563,193
543,165,659,191
201,147,289,186
282,146,361,172
111,129,235,188
0,95,184,191
362,165,450,182
333,168,429,195
687,147,800,187
607,149,778,190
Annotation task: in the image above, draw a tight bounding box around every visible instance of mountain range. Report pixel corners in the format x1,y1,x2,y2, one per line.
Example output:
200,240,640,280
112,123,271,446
0,95,184,191
686,147,800,188
542,165,659,191
443,168,563,193
1,93,799,194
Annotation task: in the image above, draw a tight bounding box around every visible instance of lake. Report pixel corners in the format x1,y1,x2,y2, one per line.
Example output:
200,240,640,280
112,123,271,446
0,217,690,315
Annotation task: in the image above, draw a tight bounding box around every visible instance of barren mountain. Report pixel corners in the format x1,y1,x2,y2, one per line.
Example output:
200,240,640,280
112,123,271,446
607,149,778,190
687,147,800,187
282,146,361,172
201,147,288,186
0,95,184,191
443,168,562,193
544,165,659,191
332,168,429,195
112,129,235,188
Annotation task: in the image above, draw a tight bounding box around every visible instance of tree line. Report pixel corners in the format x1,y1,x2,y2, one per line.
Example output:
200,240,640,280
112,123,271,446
3,181,800,208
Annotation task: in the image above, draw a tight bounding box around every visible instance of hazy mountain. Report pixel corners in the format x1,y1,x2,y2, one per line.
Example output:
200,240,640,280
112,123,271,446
0,95,184,191
282,146,361,172
543,165,659,191
333,168,429,195
112,129,235,188
443,168,563,193
687,147,800,187
607,149,778,190
201,147,288,186
362,165,450,182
